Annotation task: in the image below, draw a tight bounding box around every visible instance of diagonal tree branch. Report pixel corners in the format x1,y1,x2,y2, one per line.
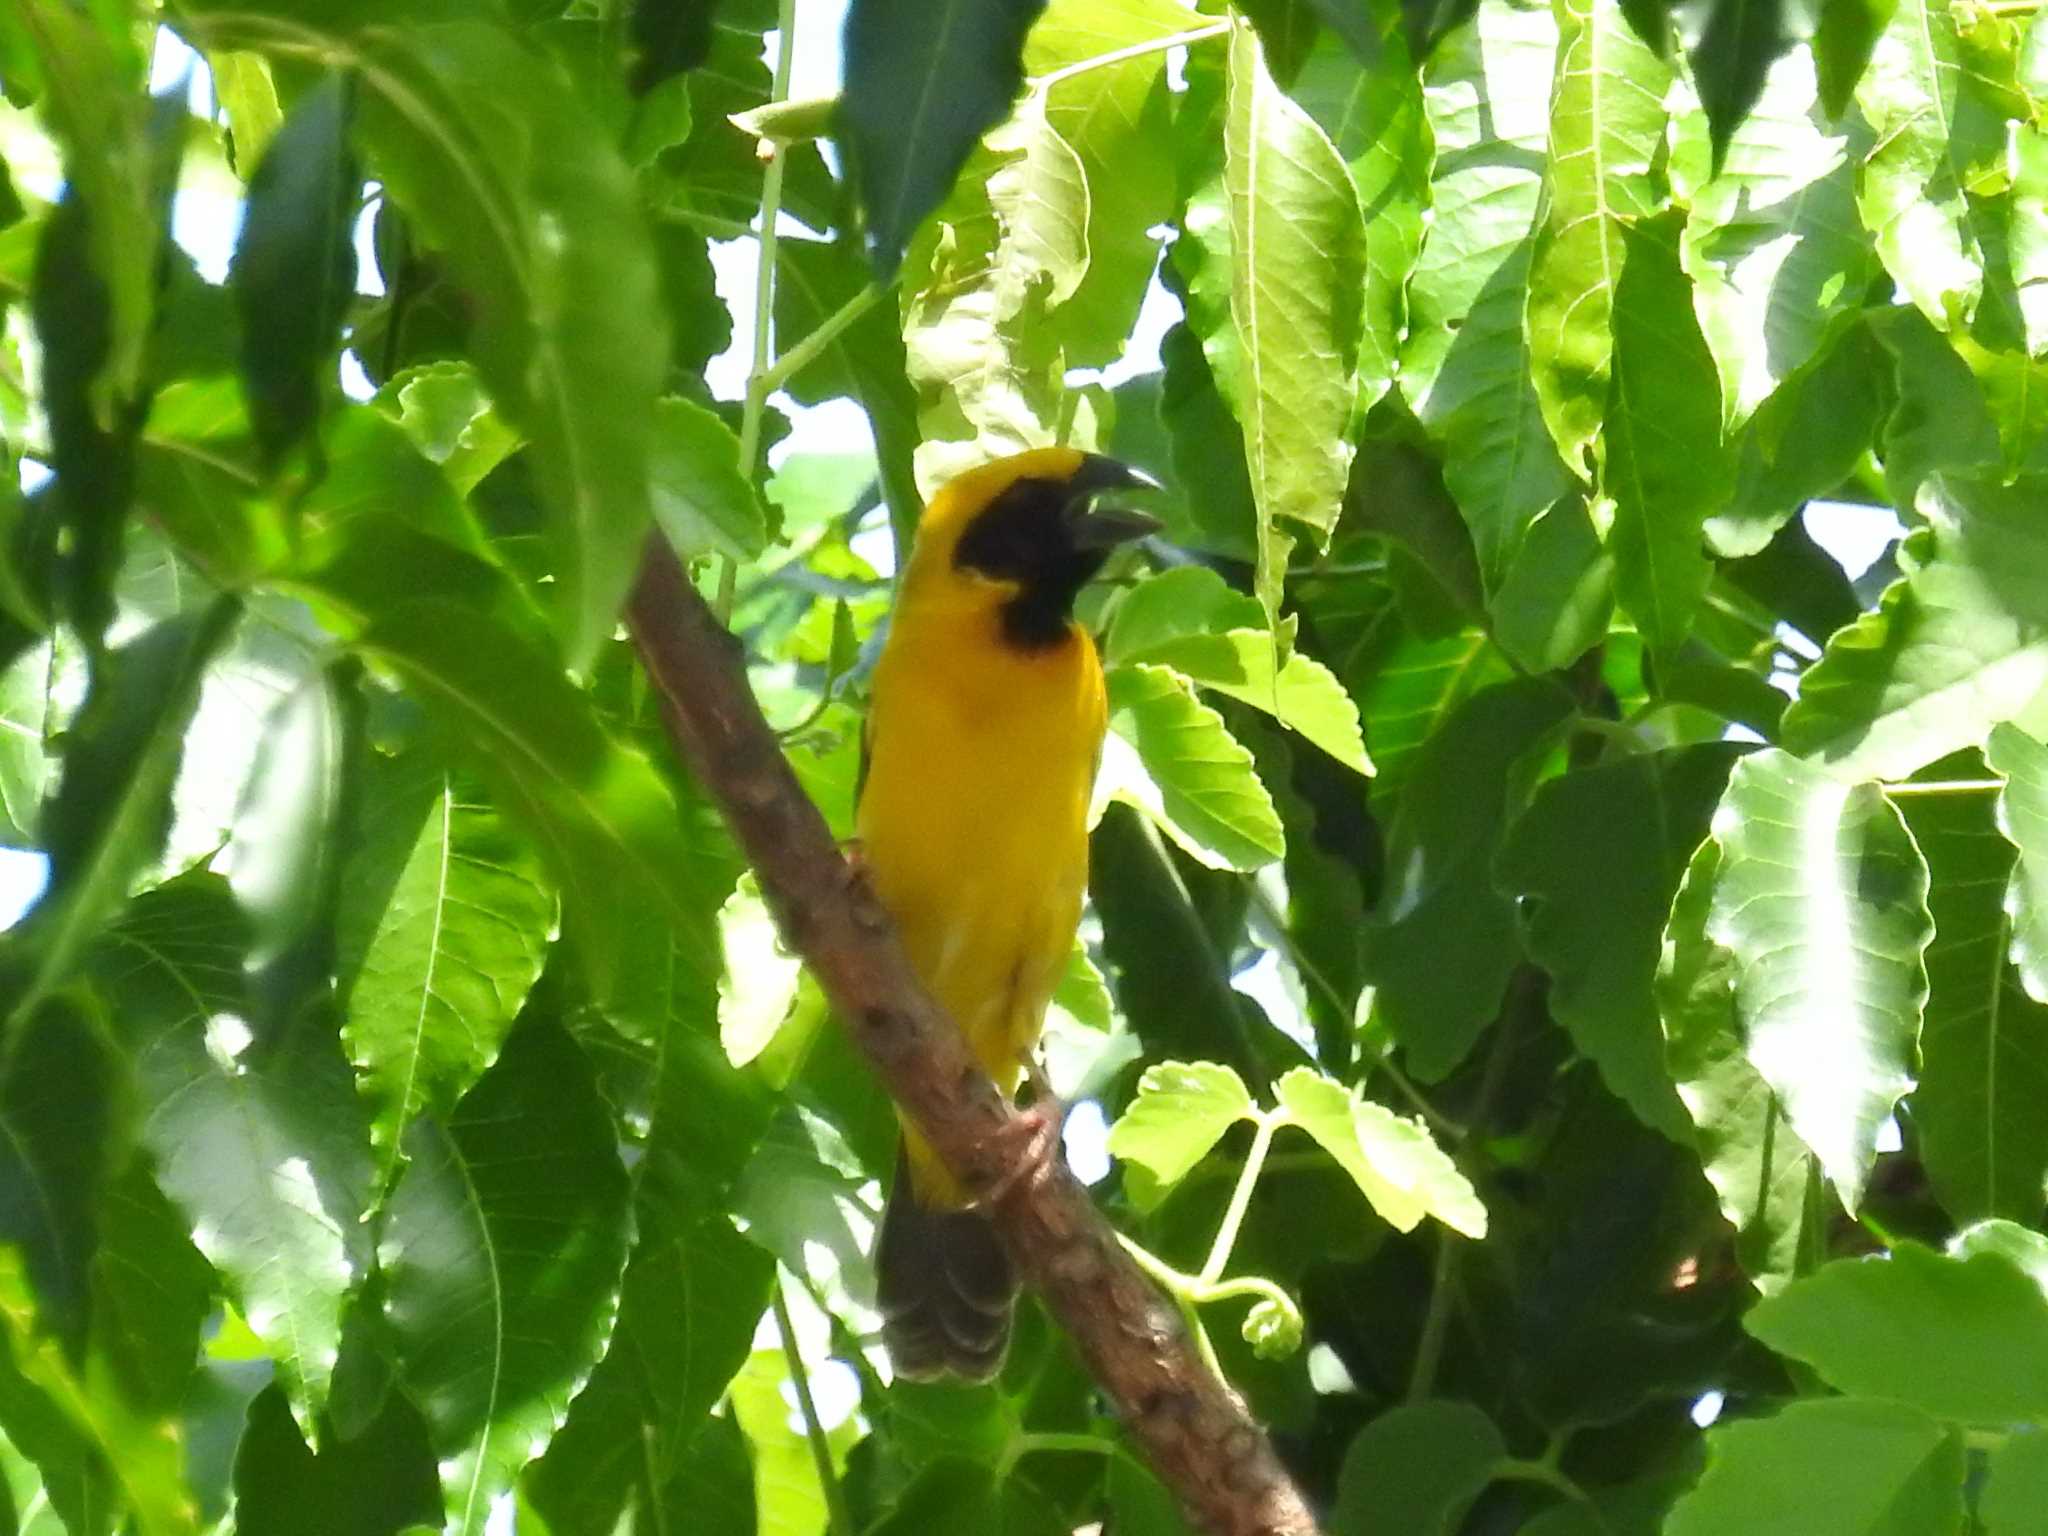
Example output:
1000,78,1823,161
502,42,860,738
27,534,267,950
624,535,1321,1536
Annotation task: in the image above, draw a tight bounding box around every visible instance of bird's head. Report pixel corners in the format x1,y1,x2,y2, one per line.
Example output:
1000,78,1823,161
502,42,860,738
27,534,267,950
904,447,1162,650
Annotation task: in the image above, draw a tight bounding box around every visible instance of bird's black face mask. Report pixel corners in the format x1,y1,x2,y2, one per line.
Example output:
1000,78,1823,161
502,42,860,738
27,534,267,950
952,455,1162,649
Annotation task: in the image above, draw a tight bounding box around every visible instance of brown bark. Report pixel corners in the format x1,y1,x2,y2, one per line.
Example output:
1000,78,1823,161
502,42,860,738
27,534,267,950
625,536,1321,1536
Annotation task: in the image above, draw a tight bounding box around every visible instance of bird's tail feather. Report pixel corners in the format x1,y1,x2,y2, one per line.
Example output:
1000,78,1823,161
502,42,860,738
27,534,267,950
876,1143,1017,1383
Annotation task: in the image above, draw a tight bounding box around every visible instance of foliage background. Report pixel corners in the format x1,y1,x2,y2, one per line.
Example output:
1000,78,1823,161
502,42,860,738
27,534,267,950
0,0,2045,1531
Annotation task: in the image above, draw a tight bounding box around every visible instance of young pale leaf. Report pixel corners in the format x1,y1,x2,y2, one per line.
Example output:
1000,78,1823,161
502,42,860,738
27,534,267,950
1025,0,1189,368
716,872,802,1070
1102,663,1285,872
1329,1399,1504,1536
1601,211,1731,652
1664,1398,1963,1536
378,363,519,497
1498,744,1741,1140
230,73,357,472
1525,0,1671,475
1107,567,1370,774
1989,724,2048,1002
0,995,124,1355
649,397,770,563
1705,750,1930,1207
231,1383,440,1536
210,50,282,176
6,598,238,1025
1104,1060,1255,1201
1222,23,1366,629
1658,838,1815,1291
1747,1242,2048,1424
840,0,1046,274
354,20,666,667
1895,776,2048,1225
1361,678,1574,1080
383,1015,631,1533
1274,1069,1486,1237
341,769,554,1188
1672,51,1877,432
93,875,372,1427
1784,476,2048,782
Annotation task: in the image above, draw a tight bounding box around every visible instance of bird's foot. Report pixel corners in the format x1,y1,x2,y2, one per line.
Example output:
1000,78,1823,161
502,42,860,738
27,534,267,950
978,1058,1067,1208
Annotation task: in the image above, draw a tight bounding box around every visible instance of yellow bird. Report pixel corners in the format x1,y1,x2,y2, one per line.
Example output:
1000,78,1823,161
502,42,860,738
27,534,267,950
861,446,1159,1382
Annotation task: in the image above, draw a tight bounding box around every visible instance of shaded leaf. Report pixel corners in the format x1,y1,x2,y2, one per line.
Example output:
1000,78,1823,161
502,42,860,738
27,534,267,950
232,1383,439,1536
840,0,1046,274
1329,1399,1503,1536
230,73,358,472
1499,744,1741,1139
650,396,769,563
383,1014,631,1532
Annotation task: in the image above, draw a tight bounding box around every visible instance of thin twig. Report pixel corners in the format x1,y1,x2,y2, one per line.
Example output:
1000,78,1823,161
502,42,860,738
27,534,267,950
772,1276,854,1536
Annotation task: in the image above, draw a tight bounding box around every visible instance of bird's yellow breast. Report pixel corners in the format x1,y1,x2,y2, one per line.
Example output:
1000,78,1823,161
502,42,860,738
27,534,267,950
857,597,1104,1144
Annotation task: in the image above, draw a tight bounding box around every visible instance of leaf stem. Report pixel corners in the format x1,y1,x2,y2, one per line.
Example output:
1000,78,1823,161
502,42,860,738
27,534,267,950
771,1276,853,1536
719,0,798,624
1880,778,2003,797
1032,20,1234,91
1116,1233,1225,1376
1406,1231,1457,1402
1200,1110,1278,1285
754,281,888,397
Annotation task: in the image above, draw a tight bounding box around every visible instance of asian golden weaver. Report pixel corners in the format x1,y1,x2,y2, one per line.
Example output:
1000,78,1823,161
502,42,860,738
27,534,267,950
861,447,1159,1382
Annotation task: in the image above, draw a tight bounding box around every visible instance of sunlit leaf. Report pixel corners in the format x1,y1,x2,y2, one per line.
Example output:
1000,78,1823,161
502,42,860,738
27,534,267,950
1105,1059,1254,1204
1274,1068,1486,1237
1704,750,1930,1206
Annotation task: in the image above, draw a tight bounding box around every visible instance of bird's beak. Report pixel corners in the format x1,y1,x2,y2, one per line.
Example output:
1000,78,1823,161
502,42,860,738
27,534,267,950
1066,455,1164,549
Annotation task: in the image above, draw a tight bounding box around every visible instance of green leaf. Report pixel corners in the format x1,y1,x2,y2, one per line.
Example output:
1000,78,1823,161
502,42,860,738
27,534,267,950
1487,495,1613,673
1659,837,1815,1290
88,1160,211,1422
1812,0,1895,115
1361,678,1574,1080
1526,0,1672,474
1984,1429,2048,1535
716,872,802,1070
295,522,723,997
1107,568,1370,773
1689,0,1793,171
92,875,372,1427
232,1383,440,1536
1950,1218,2048,1296
0,995,124,1353
840,0,1046,274
1853,0,2017,330
1602,210,1731,652
347,19,665,667
1026,0,1189,369
340,763,554,1188
1102,663,1285,872
210,50,282,177
1894,770,2048,1225
1704,750,1930,1206
383,1014,630,1533
775,239,920,555
1990,724,2048,1002
1498,745,1740,1139
1274,1068,1486,1237
378,364,519,497
650,397,769,563
230,73,358,472
1784,475,2048,782
1104,1060,1254,1203
5,599,238,1026
1665,1398,1963,1536
900,92,1088,490
1221,22,1367,629
1329,1399,1503,1536
1671,50,1877,432
1746,1241,2048,1424
0,1255,196,1536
